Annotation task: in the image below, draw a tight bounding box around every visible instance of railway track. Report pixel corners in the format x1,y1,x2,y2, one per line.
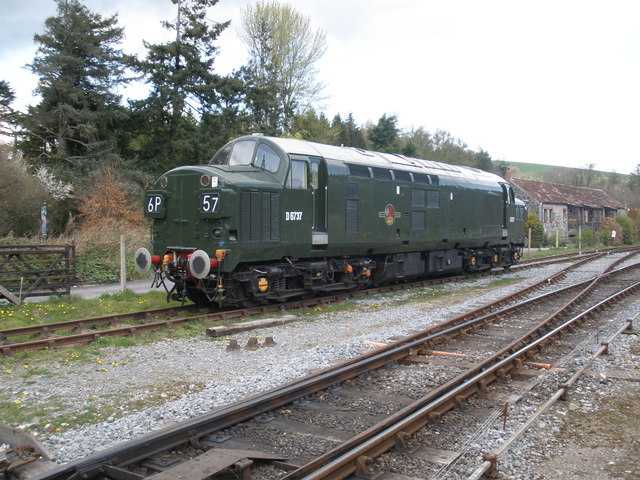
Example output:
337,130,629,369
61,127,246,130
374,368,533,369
0,249,613,357
19,250,639,480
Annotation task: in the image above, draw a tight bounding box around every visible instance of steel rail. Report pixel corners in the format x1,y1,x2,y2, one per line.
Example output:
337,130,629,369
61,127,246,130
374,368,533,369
517,245,639,265
468,310,639,480
27,254,634,480
0,251,588,357
284,275,640,479
0,304,201,340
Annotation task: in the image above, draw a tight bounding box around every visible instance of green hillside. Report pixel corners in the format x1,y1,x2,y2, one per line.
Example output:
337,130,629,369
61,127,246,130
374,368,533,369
502,161,638,208
506,161,629,183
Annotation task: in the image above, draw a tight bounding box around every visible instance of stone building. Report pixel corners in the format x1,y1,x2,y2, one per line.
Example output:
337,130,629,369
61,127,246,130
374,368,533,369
509,177,626,242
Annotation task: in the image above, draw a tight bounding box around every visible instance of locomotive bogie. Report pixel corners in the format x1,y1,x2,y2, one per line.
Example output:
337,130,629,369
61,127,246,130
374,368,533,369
140,135,525,305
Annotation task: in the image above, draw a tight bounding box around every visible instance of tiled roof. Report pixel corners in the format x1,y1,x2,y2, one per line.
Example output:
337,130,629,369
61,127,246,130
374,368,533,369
511,178,625,209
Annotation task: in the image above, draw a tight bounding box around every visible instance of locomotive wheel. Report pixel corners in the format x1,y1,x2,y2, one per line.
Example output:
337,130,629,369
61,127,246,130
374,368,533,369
230,283,260,308
185,288,210,306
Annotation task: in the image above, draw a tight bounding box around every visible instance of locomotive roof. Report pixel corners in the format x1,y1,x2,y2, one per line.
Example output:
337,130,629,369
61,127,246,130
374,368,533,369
253,135,502,185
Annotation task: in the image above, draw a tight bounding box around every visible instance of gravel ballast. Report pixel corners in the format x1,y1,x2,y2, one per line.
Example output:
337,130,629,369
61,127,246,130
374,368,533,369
1,259,638,478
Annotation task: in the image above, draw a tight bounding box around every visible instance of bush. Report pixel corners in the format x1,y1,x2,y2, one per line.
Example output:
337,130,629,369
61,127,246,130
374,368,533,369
76,167,145,227
572,229,594,248
615,214,635,244
525,212,544,247
0,146,49,236
628,209,640,243
69,166,151,282
73,220,150,283
597,217,623,246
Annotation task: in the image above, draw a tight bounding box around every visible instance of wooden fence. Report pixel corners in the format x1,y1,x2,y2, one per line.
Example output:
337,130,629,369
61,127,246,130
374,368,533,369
0,244,76,304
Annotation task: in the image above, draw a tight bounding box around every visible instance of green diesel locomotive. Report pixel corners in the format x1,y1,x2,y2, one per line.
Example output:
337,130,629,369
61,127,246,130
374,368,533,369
135,135,525,305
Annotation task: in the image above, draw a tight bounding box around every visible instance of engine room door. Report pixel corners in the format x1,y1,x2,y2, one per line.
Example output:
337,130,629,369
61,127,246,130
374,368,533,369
310,157,328,245
500,183,515,237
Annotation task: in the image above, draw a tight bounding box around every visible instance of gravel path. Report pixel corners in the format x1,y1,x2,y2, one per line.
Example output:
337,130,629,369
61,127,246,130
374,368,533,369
1,258,638,477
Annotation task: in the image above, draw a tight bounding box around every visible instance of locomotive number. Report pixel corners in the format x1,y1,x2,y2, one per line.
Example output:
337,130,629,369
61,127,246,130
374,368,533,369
285,211,303,221
145,194,164,214
199,193,220,213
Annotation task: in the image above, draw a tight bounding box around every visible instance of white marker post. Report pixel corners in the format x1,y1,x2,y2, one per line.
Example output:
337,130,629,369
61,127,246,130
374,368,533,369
120,235,126,292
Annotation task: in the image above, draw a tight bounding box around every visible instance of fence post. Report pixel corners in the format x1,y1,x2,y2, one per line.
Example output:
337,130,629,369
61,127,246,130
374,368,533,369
0,284,20,305
40,203,48,239
120,235,126,293
578,226,582,251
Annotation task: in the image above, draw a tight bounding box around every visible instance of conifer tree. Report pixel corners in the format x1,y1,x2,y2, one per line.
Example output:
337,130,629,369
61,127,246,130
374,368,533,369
21,0,131,179
368,114,400,153
0,80,17,141
132,0,230,172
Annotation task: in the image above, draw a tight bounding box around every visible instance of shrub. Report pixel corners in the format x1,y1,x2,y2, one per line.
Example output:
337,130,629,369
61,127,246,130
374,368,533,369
619,209,639,244
572,228,594,248
76,168,144,227
0,146,49,236
597,217,623,246
524,212,544,247
73,219,150,283
615,214,634,244
73,167,150,283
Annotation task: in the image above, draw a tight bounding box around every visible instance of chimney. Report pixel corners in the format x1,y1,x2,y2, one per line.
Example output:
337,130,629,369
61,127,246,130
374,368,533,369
505,168,512,183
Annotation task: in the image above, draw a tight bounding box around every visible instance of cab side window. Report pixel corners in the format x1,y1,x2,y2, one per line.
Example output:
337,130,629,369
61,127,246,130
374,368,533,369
310,162,319,189
286,160,307,189
254,144,281,173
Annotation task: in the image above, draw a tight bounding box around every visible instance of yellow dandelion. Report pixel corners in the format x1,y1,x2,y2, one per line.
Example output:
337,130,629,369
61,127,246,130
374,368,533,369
4,369,11,375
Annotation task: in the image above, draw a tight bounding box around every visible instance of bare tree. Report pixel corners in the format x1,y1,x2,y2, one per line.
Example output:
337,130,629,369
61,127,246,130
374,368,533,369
573,162,597,187
240,1,327,133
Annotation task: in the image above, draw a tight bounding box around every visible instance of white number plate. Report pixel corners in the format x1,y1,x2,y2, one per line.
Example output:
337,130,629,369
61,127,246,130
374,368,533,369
199,193,220,213
145,194,164,214
285,211,303,221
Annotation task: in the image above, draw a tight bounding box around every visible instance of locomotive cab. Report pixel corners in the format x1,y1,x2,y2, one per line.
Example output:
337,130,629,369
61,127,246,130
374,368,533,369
137,135,336,305
208,135,330,254
210,135,286,181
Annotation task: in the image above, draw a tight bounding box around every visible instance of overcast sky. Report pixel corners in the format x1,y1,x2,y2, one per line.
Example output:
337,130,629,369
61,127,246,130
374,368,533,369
2,0,639,174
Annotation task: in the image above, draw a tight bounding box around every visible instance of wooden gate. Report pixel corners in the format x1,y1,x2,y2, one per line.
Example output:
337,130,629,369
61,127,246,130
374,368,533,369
0,245,76,304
